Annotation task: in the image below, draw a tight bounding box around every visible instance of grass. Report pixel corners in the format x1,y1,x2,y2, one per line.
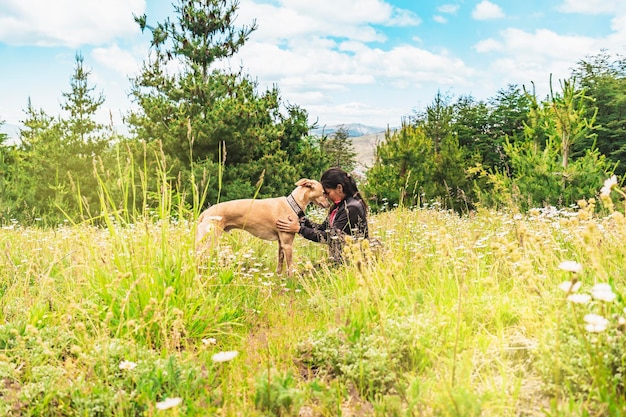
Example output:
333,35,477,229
2,191,626,415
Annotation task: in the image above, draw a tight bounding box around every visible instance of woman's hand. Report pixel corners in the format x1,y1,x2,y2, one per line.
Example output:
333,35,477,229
276,216,301,233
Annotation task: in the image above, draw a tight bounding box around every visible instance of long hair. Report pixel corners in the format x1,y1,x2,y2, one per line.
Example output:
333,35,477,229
320,167,368,210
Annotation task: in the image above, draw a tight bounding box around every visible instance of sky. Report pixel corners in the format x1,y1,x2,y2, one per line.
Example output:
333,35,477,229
1,0,625,139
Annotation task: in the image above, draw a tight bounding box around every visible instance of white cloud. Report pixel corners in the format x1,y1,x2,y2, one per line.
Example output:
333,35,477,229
557,0,624,14
608,14,626,38
0,0,145,47
278,0,418,27
434,15,448,24
472,1,505,20
236,0,419,45
472,27,611,102
473,38,502,53
92,44,140,77
498,28,598,61
438,4,459,14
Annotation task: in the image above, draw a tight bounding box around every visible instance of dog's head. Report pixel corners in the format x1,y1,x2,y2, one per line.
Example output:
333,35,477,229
295,178,330,208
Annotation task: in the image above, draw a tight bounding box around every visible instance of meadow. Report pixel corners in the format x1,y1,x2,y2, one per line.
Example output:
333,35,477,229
1,190,626,416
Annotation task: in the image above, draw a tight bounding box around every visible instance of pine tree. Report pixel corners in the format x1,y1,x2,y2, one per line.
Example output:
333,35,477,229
129,0,315,202
323,126,357,172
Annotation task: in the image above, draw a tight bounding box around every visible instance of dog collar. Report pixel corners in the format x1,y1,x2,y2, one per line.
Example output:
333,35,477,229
286,194,305,218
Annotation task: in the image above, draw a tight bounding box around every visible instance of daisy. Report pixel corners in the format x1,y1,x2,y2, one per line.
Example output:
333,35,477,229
119,360,137,371
600,175,618,197
591,283,616,302
584,314,609,333
156,397,183,410
558,261,583,273
559,280,581,293
567,293,591,304
212,350,239,363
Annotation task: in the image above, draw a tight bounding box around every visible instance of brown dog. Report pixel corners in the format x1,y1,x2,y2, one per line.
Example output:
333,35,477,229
196,179,329,275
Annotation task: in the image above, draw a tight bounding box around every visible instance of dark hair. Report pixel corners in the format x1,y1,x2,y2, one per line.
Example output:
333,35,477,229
320,167,368,210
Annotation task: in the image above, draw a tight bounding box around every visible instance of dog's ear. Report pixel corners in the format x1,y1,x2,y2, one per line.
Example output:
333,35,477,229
295,178,313,188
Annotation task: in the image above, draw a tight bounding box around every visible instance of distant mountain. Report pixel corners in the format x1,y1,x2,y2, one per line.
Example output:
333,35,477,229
310,123,387,138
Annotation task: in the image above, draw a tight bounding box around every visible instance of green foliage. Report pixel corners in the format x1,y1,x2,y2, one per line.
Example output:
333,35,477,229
365,123,435,210
254,369,303,416
483,78,612,211
322,126,357,172
129,0,320,205
367,92,471,212
538,280,626,413
572,51,626,176
296,317,423,399
418,90,453,155
433,131,469,211
0,55,117,225
6,195,626,413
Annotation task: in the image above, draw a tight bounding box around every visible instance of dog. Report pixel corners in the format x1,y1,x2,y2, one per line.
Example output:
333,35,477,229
196,179,329,275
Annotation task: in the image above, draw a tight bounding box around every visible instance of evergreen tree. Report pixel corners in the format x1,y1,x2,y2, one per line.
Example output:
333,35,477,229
487,85,531,168
544,76,596,168
416,90,453,154
0,120,16,220
323,126,357,172
129,0,314,203
365,122,436,210
418,92,469,210
486,78,611,210
3,55,113,224
571,51,626,176
61,53,106,144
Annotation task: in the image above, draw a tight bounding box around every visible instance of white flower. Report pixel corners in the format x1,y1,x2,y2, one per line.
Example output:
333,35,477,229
600,175,618,197
584,314,609,333
559,280,582,293
119,360,137,371
212,350,239,363
567,293,591,304
591,283,616,302
558,261,583,273
202,338,217,345
156,397,183,410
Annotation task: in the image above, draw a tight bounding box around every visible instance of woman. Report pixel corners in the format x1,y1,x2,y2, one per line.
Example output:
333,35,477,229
276,167,369,263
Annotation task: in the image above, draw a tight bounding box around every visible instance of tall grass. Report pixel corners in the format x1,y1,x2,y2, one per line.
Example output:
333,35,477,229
1,149,626,415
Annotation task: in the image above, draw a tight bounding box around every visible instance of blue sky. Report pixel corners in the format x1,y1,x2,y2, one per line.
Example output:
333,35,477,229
1,0,624,139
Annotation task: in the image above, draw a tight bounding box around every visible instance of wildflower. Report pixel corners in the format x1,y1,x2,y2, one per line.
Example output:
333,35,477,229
567,293,591,304
584,314,609,333
119,360,137,371
591,283,616,302
202,338,217,345
211,350,238,363
600,175,618,197
156,397,183,410
559,280,581,293
558,261,583,273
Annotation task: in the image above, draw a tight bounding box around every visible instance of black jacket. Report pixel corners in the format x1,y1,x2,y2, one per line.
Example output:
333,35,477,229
298,195,368,262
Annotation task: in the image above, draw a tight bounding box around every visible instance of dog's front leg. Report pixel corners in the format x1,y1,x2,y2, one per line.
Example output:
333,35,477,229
278,233,295,277
277,241,285,275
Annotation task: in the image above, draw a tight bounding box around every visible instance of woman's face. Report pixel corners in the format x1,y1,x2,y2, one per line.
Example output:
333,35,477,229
323,184,344,202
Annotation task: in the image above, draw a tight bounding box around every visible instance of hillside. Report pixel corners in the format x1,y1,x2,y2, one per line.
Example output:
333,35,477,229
309,123,392,170
352,131,386,169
